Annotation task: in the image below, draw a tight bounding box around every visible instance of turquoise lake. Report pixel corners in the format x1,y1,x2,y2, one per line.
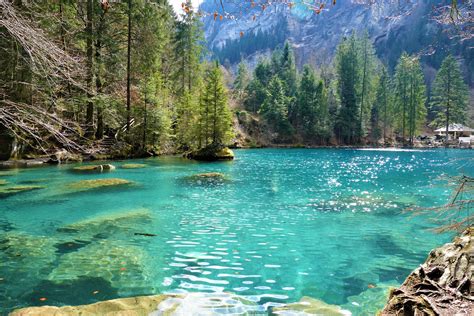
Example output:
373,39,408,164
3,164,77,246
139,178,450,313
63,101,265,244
1,148,473,315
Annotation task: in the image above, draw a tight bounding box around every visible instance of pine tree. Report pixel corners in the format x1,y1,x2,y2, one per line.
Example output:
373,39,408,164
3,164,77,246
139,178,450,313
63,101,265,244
259,76,293,138
85,0,95,138
244,59,272,113
174,0,204,96
430,55,469,145
201,62,233,146
374,67,393,143
278,42,298,125
234,61,250,99
394,53,426,145
334,33,361,144
297,65,328,141
358,31,377,141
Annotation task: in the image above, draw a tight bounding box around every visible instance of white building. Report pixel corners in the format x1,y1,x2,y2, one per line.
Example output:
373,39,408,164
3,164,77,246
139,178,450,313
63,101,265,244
435,123,474,140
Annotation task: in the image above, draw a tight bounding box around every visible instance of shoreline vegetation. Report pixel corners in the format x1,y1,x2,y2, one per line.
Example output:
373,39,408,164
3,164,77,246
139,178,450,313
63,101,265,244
0,145,470,169
9,229,472,315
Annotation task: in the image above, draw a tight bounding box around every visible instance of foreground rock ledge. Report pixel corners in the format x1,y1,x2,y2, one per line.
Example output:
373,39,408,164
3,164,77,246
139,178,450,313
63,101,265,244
10,293,350,316
381,228,473,315
10,295,171,316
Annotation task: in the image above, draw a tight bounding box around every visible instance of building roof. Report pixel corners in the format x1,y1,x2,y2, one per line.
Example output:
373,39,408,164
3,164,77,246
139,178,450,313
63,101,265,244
435,123,474,133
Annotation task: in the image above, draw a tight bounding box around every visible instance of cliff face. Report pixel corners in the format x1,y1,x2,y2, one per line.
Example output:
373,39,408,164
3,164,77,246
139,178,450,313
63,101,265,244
201,0,473,84
382,228,473,315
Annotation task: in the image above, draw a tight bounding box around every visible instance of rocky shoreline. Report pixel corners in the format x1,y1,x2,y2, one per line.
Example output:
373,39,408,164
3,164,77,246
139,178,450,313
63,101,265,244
381,228,473,315
2,145,471,169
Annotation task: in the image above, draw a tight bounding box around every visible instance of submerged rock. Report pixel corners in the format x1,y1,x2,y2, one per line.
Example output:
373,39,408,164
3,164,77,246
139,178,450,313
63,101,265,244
272,296,351,315
59,208,152,236
10,294,172,316
0,185,44,198
0,170,17,177
381,228,473,315
191,172,225,179
121,163,147,169
186,144,234,161
48,240,154,293
65,178,131,192
0,179,7,185
71,164,116,173
0,232,58,300
184,172,229,185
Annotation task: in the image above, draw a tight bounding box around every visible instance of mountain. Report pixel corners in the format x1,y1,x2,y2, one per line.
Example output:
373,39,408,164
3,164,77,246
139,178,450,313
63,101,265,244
200,0,473,85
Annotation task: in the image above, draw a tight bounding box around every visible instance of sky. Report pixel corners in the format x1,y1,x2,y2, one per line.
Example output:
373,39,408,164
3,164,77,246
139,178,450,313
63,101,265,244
169,0,204,14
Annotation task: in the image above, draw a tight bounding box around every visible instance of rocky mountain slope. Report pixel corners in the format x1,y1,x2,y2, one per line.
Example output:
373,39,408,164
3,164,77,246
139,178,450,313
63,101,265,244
201,0,473,85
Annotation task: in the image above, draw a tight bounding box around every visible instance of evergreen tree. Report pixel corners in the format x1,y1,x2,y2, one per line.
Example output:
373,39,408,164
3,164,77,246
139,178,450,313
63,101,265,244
176,91,200,149
373,67,393,143
394,53,427,145
259,76,293,138
234,61,250,99
278,42,298,125
201,62,233,146
174,0,204,95
297,65,329,141
430,55,469,144
244,59,272,113
358,31,377,140
334,33,361,144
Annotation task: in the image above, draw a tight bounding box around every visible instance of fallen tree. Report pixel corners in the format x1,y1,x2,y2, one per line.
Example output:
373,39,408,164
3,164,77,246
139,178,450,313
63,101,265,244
0,0,85,153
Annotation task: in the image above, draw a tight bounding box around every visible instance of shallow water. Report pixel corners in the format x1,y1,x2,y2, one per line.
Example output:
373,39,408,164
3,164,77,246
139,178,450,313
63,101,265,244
0,148,473,315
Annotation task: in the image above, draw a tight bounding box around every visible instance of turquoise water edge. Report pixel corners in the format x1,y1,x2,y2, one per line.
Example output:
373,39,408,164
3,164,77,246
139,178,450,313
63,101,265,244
1,148,473,315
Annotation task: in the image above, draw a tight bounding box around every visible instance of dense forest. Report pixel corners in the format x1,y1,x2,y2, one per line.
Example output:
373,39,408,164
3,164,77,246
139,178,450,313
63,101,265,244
235,35,469,146
0,0,232,160
0,0,471,161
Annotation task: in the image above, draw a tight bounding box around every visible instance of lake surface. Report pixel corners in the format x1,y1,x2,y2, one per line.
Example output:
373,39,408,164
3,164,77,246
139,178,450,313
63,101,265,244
1,148,473,315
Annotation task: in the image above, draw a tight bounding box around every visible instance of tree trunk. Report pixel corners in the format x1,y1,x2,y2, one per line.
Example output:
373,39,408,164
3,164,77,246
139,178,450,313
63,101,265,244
126,0,132,133
360,39,368,143
445,68,451,147
95,9,106,140
85,0,94,138
143,92,147,149
213,81,217,144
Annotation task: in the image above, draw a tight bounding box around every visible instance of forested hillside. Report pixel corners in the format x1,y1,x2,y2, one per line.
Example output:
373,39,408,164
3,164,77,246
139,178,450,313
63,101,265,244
0,0,232,160
0,0,472,160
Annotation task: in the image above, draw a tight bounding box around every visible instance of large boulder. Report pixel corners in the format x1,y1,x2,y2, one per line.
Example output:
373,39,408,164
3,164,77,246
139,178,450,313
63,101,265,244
71,164,115,173
381,228,473,315
186,144,234,161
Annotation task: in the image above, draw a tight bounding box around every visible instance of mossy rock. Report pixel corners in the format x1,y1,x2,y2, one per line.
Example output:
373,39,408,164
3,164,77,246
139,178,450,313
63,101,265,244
0,232,58,290
72,164,116,173
121,164,147,169
272,296,351,315
184,172,230,185
18,178,48,185
10,294,174,316
48,240,155,292
0,185,44,198
66,178,132,192
186,144,234,161
0,179,7,186
192,172,225,179
0,170,16,177
59,208,152,237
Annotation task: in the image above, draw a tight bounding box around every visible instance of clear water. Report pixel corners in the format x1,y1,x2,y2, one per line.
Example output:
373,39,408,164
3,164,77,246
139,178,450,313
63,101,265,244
1,149,473,315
